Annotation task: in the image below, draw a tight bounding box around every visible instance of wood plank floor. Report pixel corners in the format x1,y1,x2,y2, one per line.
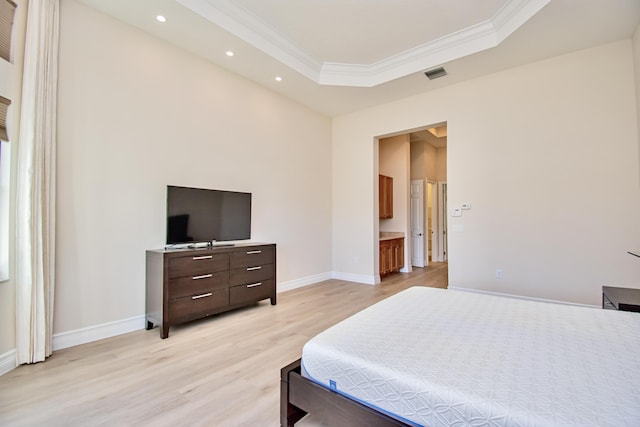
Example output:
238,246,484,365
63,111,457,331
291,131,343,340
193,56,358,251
0,263,447,427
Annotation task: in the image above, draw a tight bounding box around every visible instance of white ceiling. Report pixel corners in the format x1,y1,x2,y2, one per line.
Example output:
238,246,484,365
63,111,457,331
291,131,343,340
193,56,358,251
226,0,510,64
76,0,640,117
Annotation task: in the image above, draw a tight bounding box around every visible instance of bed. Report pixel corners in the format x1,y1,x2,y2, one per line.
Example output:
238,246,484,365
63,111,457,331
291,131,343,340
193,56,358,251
280,287,640,426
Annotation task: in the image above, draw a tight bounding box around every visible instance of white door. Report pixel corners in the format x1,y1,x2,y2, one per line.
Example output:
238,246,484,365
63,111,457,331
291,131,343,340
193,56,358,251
410,180,425,267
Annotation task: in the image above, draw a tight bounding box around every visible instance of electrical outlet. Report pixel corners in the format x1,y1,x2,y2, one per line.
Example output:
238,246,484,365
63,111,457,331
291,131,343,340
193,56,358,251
496,269,503,279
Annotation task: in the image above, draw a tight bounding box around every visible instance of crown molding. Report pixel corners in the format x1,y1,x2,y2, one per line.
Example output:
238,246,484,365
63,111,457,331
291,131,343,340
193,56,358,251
176,0,322,80
493,0,551,41
319,20,498,87
177,0,550,87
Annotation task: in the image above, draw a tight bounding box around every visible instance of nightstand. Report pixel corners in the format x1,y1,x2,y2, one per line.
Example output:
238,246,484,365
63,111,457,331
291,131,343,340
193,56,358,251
602,286,640,313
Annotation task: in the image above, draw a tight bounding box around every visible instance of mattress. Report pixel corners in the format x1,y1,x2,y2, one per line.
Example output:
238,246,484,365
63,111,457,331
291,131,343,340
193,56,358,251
301,287,640,426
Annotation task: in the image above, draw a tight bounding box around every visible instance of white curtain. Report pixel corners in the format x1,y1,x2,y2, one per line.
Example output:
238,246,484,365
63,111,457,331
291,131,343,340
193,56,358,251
15,0,59,364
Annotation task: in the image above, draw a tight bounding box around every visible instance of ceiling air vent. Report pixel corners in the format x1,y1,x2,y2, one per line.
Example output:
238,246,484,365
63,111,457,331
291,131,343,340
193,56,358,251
424,67,447,80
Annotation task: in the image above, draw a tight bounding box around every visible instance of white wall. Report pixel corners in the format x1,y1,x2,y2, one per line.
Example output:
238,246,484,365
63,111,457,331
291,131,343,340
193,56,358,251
333,40,640,306
54,0,332,335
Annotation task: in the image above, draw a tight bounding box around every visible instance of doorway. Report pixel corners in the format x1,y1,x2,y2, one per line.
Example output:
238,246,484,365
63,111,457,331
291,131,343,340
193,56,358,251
377,122,448,278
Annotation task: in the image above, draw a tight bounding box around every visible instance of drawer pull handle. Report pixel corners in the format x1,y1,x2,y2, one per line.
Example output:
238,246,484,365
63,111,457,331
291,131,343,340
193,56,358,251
192,292,212,300
192,255,213,260
246,266,262,271
192,274,212,280
247,282,262,288
246,250,262,254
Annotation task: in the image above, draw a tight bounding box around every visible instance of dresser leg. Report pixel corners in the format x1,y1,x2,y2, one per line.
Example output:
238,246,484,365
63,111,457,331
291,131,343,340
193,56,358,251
271,295,277,305
161,324,169,339
146,320,154,330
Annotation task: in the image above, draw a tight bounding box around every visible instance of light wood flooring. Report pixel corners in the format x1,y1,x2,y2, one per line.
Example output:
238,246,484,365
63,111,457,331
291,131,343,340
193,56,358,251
0,263,448,427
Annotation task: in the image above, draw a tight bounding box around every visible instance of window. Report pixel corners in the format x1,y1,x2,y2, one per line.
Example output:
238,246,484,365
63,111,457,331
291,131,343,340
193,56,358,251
0,95,10,141
0,0,16,281
0,96,9,280
0,96,9,281
0,0,17,62
0,139,9,281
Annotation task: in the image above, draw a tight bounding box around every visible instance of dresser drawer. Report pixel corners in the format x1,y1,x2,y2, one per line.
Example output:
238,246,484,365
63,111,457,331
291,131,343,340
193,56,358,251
147,244,276,339
169,288,229,324
229,246,275,269
230,279,274,306
229,262,275,286
169,253,229,278
168,271,229,299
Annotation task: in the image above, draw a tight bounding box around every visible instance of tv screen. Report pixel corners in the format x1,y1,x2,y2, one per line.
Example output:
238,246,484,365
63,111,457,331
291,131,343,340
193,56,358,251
166,185,251,245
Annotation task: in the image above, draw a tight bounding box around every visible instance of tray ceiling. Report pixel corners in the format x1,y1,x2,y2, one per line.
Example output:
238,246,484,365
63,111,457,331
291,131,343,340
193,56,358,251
176,0,550,86
75,0,640,116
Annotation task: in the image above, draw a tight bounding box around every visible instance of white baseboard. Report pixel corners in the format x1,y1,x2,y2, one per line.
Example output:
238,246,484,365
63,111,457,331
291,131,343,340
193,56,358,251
52,315,146,351
331,271,378,285
277,271,381,292
49,271,380,353
0,349,16,376
277,272,332,293
448,286,599,308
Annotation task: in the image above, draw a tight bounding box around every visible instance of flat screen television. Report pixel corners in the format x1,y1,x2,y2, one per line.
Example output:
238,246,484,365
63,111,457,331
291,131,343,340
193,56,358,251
166,185,251,246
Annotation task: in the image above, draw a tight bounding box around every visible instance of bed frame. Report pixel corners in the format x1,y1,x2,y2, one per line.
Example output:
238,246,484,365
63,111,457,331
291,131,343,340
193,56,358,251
280,359,411,427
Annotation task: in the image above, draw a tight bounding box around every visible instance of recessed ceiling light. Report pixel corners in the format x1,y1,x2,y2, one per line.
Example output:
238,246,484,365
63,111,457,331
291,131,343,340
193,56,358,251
275,76,282,82
226,51,234,57
156,15,167,23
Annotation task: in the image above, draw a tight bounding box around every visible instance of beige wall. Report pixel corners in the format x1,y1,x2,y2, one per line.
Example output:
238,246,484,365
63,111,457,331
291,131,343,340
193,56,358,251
424,143,437,181
410,141,424,180
634,24,640,187
410,142,444,182
333,40,640,305
0,0,27,357
436,147,447,182
3,2,640,361
379,135,410,231
54,1,332,334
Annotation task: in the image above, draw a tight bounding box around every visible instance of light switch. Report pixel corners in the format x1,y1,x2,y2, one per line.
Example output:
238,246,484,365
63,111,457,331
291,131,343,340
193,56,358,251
462,203,471,210
451,208,462,217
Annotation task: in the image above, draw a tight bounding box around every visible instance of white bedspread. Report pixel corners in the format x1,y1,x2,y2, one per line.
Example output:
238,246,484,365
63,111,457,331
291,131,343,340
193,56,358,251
301,287,640,426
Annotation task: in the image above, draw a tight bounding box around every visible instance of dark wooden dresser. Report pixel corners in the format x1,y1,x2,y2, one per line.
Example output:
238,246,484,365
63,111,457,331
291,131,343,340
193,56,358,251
146,243,276,338
602,286,640,313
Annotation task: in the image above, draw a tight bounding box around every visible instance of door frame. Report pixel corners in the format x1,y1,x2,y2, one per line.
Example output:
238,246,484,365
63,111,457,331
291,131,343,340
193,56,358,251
426,180,439,263
438,181,448,262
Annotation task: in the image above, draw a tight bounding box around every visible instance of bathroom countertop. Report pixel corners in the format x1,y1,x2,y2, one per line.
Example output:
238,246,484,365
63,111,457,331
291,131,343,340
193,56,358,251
379,232,405,241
